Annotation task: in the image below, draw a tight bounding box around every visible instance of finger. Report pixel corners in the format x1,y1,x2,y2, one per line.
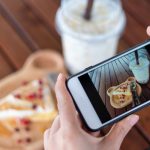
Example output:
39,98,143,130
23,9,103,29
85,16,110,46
55,73,78,130
50,115,60,134
146,26,150,36
82,126,102,138
77,113,84,127
105,115,139,148
89,131,101,137
77,114,101,137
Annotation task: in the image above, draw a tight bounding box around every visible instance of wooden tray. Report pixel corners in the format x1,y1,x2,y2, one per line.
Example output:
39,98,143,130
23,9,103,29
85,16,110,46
0,49,66,98
0,49,66,150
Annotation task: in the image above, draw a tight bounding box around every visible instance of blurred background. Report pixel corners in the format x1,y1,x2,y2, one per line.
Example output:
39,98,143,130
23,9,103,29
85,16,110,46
0,0,150,149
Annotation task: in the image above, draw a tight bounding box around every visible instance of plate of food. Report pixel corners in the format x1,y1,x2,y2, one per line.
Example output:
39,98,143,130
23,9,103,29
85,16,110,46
0,77,57,149
0,50,66,150
107,77,142,109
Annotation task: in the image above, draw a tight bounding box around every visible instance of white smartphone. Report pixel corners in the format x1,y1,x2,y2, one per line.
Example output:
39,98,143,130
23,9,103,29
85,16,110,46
66,40,150,131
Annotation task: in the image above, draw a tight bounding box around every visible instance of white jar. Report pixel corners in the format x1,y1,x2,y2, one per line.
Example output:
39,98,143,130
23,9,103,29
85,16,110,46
56,0,126,74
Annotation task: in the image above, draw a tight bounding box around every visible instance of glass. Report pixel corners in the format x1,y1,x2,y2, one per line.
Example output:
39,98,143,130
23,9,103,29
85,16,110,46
56,0,126,74
129,57,150,84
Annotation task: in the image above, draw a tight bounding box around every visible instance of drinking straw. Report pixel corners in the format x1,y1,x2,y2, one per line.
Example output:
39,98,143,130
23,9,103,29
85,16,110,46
84,0,94,20
135,51,139,65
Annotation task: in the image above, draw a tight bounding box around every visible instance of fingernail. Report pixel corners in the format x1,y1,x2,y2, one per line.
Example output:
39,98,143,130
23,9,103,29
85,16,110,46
128,115,139,126
57,73,63,81
57,73,66,82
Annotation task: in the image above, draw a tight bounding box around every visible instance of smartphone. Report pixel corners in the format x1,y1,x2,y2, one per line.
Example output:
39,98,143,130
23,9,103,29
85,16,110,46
66,40,150,131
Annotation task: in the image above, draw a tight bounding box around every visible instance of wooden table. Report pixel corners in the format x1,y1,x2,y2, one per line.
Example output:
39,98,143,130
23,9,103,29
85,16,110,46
0,0,150,149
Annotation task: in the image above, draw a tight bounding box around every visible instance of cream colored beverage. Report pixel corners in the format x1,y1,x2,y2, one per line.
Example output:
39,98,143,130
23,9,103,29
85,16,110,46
129,57,150,84
56,0,126,74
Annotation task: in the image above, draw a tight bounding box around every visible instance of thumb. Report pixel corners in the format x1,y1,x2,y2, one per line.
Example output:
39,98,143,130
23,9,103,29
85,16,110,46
55,73,78,130
105,115,139,148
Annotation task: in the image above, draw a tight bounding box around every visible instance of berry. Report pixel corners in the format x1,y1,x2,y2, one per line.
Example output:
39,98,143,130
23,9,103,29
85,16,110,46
14,94,21,99
17,139,22,143
27,93,37,100
20,118,31,125
32,104,37,110
22,81,28,86
26,138,31,143
14,128,20,132
25,127,30,131
38,79,43,85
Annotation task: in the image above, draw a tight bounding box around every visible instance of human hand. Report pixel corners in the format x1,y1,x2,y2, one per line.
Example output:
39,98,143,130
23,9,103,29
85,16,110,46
44,74,139,150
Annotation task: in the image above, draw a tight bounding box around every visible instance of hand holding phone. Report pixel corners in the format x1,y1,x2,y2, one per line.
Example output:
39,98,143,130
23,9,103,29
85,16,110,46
44,27,150,150
67,40,150,130
44,74,139,150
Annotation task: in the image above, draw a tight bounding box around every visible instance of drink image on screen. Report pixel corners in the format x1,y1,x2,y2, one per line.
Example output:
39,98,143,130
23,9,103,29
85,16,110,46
79,46,150,122
129,57,150,84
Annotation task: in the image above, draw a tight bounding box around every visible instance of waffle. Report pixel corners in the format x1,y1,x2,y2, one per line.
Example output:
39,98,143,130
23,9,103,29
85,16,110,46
107,77,142,109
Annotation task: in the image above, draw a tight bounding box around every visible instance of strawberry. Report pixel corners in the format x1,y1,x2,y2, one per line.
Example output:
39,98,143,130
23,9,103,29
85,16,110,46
20,118,31,125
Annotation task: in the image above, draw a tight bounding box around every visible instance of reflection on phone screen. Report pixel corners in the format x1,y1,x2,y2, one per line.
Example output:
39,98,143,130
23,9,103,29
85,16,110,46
79,44,150,123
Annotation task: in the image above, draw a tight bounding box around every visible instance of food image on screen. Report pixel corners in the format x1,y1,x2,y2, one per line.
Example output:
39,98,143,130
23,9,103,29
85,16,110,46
79,45,150,123
107,77,142,109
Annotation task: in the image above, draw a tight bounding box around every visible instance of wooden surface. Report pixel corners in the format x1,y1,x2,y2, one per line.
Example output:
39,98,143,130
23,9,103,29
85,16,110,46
0,50,65,98
0,0,150,149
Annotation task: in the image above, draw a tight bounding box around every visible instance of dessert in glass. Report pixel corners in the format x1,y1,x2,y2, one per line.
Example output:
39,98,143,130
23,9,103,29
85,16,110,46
129,57,150,84
56,0,126,74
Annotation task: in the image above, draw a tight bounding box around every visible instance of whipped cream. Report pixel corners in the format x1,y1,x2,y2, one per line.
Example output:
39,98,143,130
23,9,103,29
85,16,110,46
61,0,122,35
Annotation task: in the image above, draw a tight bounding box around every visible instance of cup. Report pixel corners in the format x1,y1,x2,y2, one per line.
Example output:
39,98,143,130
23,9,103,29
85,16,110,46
128,49,149,61
56,0,126,74
129,57,150,84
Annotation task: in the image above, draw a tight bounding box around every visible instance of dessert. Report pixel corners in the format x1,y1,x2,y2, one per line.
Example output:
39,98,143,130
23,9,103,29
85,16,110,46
107,77,142,109
0,78,57,149
56,0,126,73
129,57,150,84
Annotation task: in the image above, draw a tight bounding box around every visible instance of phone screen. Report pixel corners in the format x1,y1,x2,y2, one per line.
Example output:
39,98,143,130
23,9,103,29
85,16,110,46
78,44,150,123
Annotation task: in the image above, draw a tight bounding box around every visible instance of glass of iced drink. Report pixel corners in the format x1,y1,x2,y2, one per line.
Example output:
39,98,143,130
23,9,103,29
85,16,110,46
129,57,150,84
56,0,126,74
